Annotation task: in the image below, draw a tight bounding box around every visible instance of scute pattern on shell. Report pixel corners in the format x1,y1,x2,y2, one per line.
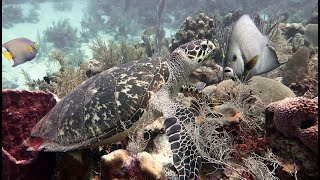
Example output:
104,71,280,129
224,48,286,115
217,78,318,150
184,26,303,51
31,57,169,151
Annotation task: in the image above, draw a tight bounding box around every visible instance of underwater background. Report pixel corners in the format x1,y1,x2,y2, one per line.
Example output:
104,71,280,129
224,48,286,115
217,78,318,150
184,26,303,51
2,0,318,180
2,0,317,91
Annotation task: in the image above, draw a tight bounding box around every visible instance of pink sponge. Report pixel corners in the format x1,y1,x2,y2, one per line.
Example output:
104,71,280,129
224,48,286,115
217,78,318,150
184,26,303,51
268,97,318,154
2,89,58,179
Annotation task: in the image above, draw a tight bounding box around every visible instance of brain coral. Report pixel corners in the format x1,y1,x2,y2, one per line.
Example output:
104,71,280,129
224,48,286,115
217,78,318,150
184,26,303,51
267,97,318,154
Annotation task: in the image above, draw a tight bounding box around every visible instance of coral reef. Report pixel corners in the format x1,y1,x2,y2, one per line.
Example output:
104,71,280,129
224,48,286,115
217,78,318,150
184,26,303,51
305,24,318,46
271,23,293,64
52,0,73,12
2,90,58,180
23,4,40,24
282,47,310,85
265,97,318,179
80,10,105,42
282,23,305,40
267,97,318,154
49,49,70,70
44,19,79,51
85,59,104,78
171,12,217,51
306,3,318,24
206,77,296,105
35,30,49,62
66,49,87,67
244,76,296,105
100,149,165,180
2,5,24,28
48,65,88,98
289,78,318,98
89,38,147,70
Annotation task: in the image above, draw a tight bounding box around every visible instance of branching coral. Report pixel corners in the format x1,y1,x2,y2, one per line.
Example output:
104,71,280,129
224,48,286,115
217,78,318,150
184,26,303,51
270,23,293,64
89,38,147,70
35,29,49,62
110,8,142,40
80,10,105,42
23,4,40,24
46,56,87,98
89,39,122,70
49,49,70,70
44,19,79,51
48,65,87,99
66,49,87,67
2,5,24,28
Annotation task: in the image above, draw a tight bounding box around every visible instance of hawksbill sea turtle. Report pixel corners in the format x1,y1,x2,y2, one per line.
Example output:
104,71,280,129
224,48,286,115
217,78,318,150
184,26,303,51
25,39,217,179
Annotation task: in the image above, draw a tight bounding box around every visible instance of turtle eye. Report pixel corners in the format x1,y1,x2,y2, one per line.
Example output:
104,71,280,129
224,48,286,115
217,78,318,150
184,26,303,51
201,44,207,51
233,55,237,61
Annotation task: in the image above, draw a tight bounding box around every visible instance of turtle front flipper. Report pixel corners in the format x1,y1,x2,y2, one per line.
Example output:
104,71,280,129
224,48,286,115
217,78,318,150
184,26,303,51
164,105,201,180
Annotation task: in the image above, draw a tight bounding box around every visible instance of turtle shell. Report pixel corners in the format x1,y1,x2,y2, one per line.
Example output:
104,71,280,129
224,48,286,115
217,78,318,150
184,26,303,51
29,57,169,152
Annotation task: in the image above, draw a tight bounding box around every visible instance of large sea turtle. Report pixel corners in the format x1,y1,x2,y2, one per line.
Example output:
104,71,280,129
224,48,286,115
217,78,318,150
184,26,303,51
26,39,216,179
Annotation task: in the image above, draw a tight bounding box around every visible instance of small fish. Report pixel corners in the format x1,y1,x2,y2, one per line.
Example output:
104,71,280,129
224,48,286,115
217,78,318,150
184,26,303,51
224,14,281,81
2,37,39,67
143,26,156,36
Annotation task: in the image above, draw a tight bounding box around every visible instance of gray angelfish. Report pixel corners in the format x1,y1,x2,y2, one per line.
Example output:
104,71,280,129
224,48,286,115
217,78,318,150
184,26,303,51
224,14,280,81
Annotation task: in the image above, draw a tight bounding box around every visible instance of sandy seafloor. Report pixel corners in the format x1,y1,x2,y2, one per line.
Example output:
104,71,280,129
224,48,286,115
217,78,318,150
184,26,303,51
2,0,176,90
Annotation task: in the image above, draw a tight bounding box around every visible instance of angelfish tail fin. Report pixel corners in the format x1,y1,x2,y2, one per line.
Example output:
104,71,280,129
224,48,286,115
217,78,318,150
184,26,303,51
2,51,12,61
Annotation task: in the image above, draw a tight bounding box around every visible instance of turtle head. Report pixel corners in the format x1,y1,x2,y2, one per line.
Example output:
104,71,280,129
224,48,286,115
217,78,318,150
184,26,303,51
172,39,216,67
